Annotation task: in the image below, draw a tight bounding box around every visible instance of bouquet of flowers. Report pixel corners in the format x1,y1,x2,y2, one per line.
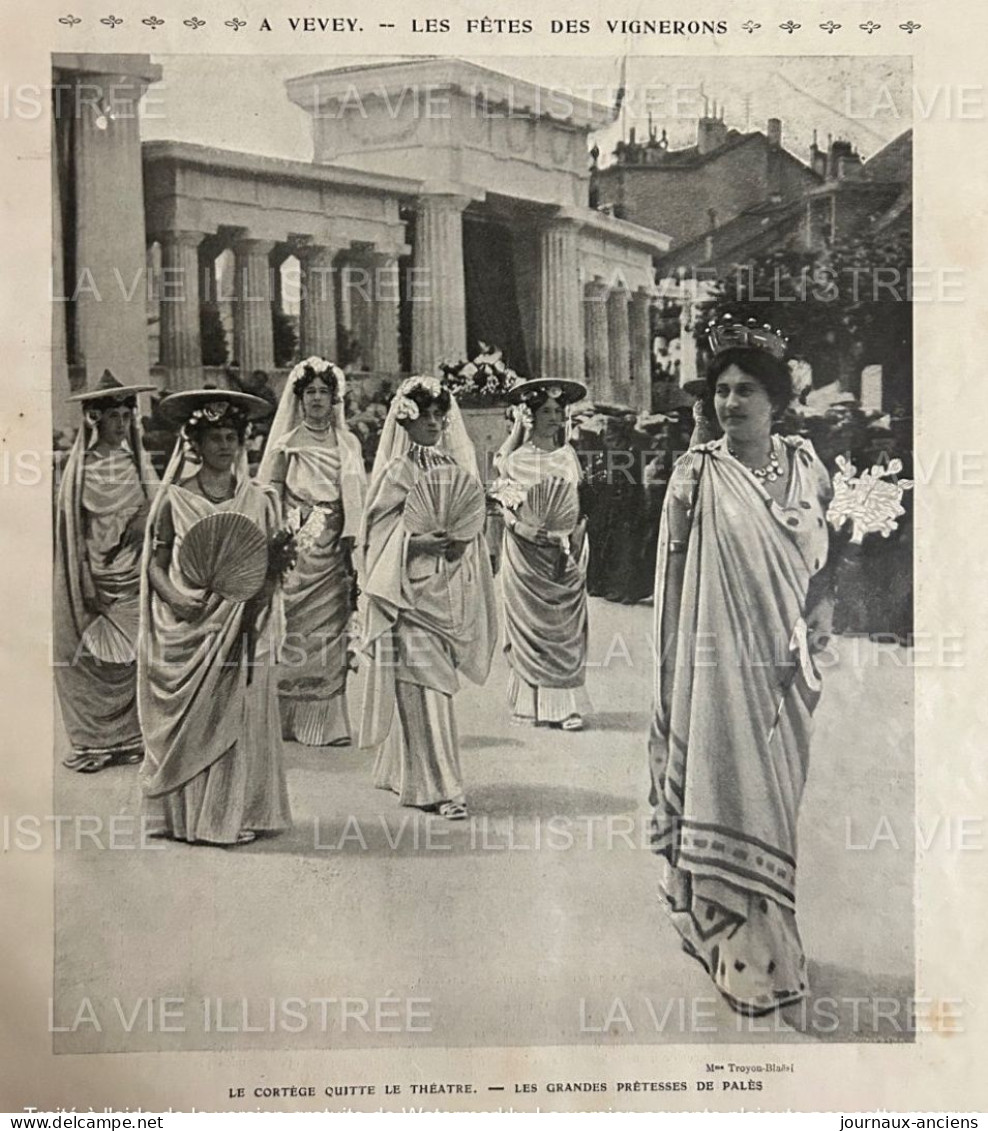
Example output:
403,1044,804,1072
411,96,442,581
439,343,522,406
826,455,913,544
268,527,299,582
487,476,527,511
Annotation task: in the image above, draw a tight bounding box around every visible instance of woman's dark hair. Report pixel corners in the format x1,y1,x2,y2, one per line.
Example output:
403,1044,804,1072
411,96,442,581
186,407,249,448
292,364,341,402
704,347,793,417
398,383,451,424
519,387,552,413
91,395,137,413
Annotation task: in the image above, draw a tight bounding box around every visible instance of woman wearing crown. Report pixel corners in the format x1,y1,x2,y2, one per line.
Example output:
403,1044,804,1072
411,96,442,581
137,391,291,846
258,358,367,746
492,378,591,731
54,371,159,774
358,377,497,821
648,316,834,1016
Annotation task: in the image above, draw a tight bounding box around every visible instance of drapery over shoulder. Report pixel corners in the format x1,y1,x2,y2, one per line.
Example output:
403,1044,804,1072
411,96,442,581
138,461,284,798
650,435,832,910
358,454,497,749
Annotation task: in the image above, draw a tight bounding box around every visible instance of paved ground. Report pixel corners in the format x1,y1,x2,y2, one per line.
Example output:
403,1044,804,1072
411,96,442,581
53,597,914,1052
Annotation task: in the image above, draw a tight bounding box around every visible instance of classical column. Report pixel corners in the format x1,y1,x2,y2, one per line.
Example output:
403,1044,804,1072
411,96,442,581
629,288,653,411
411,194,468,372
157,229,205,390
367,250,401,374
299,244,339,360
607,288,631,405
584,278,611,400
68,63,160,386
537,219,582,381
232,238,276,374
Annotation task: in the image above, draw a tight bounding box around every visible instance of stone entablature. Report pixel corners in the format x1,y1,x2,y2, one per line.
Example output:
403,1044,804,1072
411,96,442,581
143,141,414,252
286,58,615,209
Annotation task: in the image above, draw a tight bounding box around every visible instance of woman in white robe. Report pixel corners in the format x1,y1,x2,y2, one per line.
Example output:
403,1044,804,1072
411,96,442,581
258,358,367,746
54,371,158,772
358,377,497,820
138,391,291,847
493,378,591,731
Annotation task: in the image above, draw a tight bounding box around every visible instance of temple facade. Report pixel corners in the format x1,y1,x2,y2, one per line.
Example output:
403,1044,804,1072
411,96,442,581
52,56,670,428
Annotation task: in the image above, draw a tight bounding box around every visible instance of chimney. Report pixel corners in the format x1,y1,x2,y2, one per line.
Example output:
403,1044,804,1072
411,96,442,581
809,130,827,178
766,118,782,148
837,152,864,180
697,110,729,156
828,138,854,180
629,126,637,146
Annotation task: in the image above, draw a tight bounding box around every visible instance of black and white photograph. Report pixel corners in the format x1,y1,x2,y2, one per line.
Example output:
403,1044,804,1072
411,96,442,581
46,49,918,1056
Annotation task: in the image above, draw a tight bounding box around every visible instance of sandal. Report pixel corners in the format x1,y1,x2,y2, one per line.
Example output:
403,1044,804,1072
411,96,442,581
510,714,536,727
67,752,115,774
112,749,144,766
232,830,257,846
560,714,584,732
437,801,468,821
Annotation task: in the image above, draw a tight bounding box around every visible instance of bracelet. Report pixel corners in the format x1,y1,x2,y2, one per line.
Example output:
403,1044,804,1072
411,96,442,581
668,540,687,555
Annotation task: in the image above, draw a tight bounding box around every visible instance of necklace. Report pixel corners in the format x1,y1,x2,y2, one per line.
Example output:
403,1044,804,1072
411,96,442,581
303,419,333,438
728,439,784,483
196,471,233,503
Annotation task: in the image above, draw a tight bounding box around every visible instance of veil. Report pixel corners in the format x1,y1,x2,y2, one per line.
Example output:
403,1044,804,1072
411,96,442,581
255,358,366,541
369,376,479,484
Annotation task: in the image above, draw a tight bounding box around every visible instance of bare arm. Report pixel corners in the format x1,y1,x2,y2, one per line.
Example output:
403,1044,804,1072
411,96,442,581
147,500,207,622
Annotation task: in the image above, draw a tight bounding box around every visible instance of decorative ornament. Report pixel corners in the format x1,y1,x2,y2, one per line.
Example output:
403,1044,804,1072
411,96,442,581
393,375,444,421
728,443,784,483
706,312,788,359
827,455,913,544
288,355,346,402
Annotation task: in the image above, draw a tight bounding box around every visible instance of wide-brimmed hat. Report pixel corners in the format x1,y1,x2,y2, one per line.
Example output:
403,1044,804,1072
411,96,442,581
506,377,588,407
158,388,274,425
67,369,156,404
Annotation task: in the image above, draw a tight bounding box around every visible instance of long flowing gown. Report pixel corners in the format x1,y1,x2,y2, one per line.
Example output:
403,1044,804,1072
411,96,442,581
264,425,366,746
498,442,590,724
359,445,497,807
648,434,832,1014
54,440,155,763
138,476,291,844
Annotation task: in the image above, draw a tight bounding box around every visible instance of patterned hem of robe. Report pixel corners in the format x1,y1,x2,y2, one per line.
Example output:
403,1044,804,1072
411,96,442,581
656,855,809,1016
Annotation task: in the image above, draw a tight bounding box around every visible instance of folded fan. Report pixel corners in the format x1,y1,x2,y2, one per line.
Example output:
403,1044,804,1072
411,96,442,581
179,511,269,601
81,599,140,664
517,476,580,535
403,464,486,542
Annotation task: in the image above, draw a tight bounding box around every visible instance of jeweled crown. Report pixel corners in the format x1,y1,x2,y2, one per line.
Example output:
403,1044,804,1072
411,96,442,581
706,313,788,360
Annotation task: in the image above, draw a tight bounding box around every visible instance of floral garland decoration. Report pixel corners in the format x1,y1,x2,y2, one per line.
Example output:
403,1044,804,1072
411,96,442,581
392,375,444,421
288,355,346,402
182,401,252,452
439,343,521,405
826,455,914,544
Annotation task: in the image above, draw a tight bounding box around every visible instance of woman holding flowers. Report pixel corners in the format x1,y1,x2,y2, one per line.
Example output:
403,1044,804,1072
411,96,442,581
358,377,497,821
492,378,591,731
138,390,291,847
258,357,367,746
648,316,835,1015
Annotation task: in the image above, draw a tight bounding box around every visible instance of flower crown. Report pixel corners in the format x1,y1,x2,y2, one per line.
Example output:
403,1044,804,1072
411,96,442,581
393,375,445,421
288,356,346,401
706,313,788,360
518,384,567,405
85,401,135,428
183,401,250,439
